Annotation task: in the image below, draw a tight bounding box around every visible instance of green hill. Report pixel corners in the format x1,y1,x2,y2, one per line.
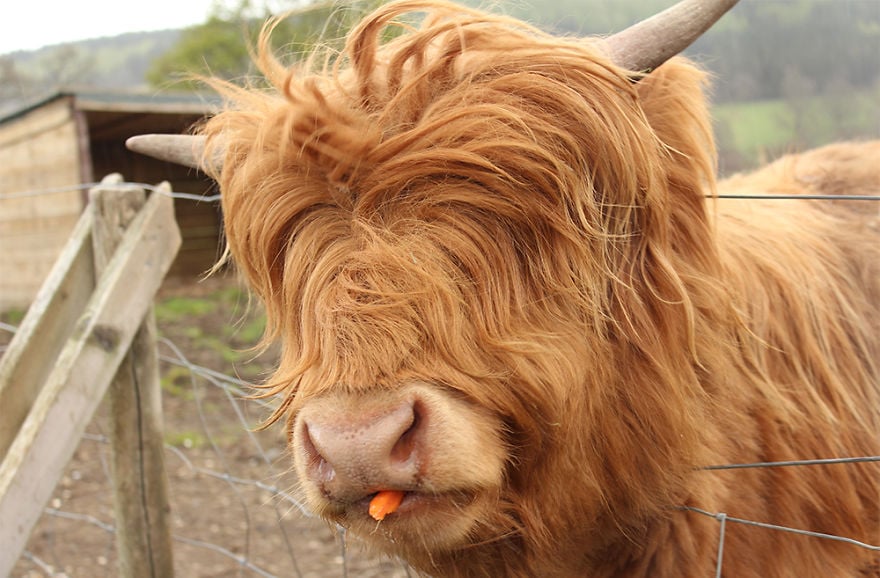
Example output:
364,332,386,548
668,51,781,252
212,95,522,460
2,0,877,172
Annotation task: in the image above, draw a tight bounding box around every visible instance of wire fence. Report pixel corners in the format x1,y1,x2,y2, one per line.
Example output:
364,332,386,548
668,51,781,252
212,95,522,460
1,181,414,577
1,182,878,577
1,320,415,578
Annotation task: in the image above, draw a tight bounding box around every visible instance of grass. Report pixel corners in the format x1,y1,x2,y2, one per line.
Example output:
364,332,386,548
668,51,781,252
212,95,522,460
714,99,797,155
160,365,197,400
0,308,27,326
155,296,218,324
155,283,273,388
713,88,879,170
164,430,209,449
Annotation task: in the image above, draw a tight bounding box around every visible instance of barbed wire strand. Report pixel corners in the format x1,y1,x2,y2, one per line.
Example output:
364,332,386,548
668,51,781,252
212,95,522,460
162,444,303,512
36,507,279,578
340,526,349,578
1,181,879,204
163,339,409,578
712,193,880,201
20,550,62,577
1,201,878,577
682,506,880,551
158,337,306,578
171,535,277,578
162,337,290,578
0,321,296,577
0,182,221,202
702,456,880,470
157,352,276,411
2,322,419,577
82,428,309,517
3,318,880,563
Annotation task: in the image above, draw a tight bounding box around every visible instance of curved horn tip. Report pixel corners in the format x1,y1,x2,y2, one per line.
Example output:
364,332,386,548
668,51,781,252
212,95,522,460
605,0,740,73
125,134,209,172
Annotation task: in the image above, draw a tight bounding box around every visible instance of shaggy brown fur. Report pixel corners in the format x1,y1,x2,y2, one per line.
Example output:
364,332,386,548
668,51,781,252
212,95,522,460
198,1,879,576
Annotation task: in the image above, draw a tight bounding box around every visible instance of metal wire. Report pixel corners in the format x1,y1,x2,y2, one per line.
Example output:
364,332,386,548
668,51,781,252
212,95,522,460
39,506,279,578
1,320,415,577
702,455,880,470
0,182,221,202
712,193,880,201
682,506,880,552
713,513,727,578
2,182,878,576
2,181,880,204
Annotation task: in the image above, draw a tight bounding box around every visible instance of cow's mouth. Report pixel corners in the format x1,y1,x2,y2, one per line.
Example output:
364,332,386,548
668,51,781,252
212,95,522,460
328,487,489,553
315,487,480,526
352,488,478,522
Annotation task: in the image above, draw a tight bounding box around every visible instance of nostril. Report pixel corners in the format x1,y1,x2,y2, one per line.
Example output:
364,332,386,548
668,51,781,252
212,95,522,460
301,422,336,483
390,401,422,464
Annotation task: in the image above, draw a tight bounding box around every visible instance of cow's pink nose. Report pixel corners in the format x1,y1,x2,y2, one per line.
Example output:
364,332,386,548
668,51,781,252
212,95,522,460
298,398,424,502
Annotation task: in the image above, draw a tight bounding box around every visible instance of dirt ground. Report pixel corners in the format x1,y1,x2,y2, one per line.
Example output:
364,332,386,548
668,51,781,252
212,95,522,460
5,276,414,578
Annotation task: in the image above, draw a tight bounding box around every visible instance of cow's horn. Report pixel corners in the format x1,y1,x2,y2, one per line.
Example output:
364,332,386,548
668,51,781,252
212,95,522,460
125,134,214,173
604,0,739,73
127,1,738,170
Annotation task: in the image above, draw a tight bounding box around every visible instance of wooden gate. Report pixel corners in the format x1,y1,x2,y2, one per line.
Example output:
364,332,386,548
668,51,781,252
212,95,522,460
0,174,181,577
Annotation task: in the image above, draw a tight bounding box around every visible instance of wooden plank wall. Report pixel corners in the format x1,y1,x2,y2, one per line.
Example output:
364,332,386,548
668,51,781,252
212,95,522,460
0,98,85,311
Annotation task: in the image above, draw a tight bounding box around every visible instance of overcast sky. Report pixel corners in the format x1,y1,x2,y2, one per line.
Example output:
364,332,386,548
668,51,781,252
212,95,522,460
2,0,219,55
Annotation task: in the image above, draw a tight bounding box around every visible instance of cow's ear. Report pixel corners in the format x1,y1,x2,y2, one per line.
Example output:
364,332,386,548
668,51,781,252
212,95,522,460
603,0,738,75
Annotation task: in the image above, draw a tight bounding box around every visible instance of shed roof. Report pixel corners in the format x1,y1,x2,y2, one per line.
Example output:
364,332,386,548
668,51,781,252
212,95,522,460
0,89,221,126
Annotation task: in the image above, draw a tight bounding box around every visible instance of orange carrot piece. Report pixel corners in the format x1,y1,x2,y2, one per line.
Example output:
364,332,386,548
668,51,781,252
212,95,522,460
369,490,406,521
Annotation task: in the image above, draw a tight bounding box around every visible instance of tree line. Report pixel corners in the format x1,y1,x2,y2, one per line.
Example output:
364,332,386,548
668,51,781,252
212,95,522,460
147,0,880,105
2,0,876,106
1,0,877,169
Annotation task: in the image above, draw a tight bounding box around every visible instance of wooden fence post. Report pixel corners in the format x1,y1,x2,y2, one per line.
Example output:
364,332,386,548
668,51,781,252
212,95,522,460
90,174,175,577
0,175,180,577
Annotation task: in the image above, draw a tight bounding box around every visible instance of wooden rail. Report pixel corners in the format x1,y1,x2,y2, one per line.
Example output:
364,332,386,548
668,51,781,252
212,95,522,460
0,174,181,577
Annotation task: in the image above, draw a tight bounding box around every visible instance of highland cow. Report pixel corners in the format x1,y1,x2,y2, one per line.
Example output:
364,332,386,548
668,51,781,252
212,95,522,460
128,0,880,576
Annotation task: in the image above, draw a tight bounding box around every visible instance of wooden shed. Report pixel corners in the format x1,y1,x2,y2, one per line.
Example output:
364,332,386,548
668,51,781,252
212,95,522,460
0,90,222,311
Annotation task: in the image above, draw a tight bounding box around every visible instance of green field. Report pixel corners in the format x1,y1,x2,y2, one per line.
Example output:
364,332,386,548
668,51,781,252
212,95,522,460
713,89,879,172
